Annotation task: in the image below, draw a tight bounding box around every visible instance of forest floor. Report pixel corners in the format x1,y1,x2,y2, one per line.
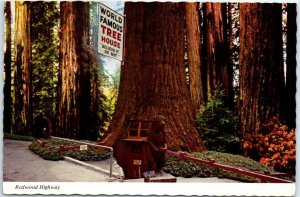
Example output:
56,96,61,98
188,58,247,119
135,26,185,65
3,139,240,183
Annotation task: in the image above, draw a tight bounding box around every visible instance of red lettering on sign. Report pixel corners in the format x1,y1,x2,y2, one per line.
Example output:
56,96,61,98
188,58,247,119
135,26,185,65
100,25,106,34
117,33,121,41
107,28,112,37
101,36,120,49
113,31,117,39
100,25,122,42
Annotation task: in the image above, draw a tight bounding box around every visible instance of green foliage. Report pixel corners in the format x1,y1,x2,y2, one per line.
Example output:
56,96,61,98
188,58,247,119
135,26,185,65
164,155,215,178
243,117,296,175
64,148,110,161
103,66,120,122
4,133,35,141
195,89,240,154
29,141,63,160
163,151,277,182
29,138,110,161
30,2,59,138
86,51,112,139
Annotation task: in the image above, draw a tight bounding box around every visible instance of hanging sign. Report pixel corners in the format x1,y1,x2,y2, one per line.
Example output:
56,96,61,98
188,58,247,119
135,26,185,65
98,3,124,61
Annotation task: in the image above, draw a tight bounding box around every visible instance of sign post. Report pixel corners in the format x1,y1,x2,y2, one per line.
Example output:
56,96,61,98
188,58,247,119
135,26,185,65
98,3,124,61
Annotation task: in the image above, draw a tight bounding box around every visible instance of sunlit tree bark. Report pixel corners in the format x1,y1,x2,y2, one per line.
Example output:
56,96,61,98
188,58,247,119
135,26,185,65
184,3,204,112
239,3,284,134
57,2,91,139
14,1,32,136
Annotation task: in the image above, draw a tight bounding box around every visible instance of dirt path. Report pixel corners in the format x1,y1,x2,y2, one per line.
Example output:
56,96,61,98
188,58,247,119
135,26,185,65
3,139,109,182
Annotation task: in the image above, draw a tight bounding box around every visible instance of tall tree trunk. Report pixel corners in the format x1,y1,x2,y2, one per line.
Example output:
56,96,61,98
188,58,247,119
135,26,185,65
77,2,91,140
14,1,32,136
204,3,233,106
4,1,12,133
103,2,205,152
285,3,297,129
239,3,284,135
184,3,204,113
57,2,91,139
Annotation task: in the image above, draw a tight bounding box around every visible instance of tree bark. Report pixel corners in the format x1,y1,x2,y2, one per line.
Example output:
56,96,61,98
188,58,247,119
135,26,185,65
203,3,233,107
239,3,285,135
184,3,204,113
4,1,12,133
57,2,91,139
14,1,32,136
103,2,205,152
285,3,297,129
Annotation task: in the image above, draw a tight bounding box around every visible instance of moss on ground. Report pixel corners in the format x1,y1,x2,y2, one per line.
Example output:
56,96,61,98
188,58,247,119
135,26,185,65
29,138,110,161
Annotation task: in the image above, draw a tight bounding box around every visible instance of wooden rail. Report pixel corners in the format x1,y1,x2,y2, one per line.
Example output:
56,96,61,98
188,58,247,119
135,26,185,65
59,145,81,152
165,150,293,183
37,139,47,147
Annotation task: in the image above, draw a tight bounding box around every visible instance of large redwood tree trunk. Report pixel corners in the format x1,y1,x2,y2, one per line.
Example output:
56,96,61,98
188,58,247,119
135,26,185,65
103,2,205,152
184,3,204,112
13,1,32,136
285,3,297,129
57,2,91,139
239,3,285,135
203,3,233,107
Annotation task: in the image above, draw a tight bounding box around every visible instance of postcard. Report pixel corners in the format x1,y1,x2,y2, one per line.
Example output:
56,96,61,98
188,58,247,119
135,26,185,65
1,0,298,196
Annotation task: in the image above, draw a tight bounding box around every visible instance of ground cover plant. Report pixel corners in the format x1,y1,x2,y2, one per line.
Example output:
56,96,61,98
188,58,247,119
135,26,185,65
4,133,36,141
29,138,110,161
163,150,284,182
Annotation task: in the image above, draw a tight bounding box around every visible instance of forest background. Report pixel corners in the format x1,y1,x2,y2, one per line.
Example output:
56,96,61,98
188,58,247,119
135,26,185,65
1,1,298,175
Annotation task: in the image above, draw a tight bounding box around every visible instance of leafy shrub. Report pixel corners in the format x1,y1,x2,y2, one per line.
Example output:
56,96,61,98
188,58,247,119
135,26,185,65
4,133,36,141
243,117,296,175
29,138,110,161
63,149,110,161
163,151,276,182
195,89,240,154
29,141,63,160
